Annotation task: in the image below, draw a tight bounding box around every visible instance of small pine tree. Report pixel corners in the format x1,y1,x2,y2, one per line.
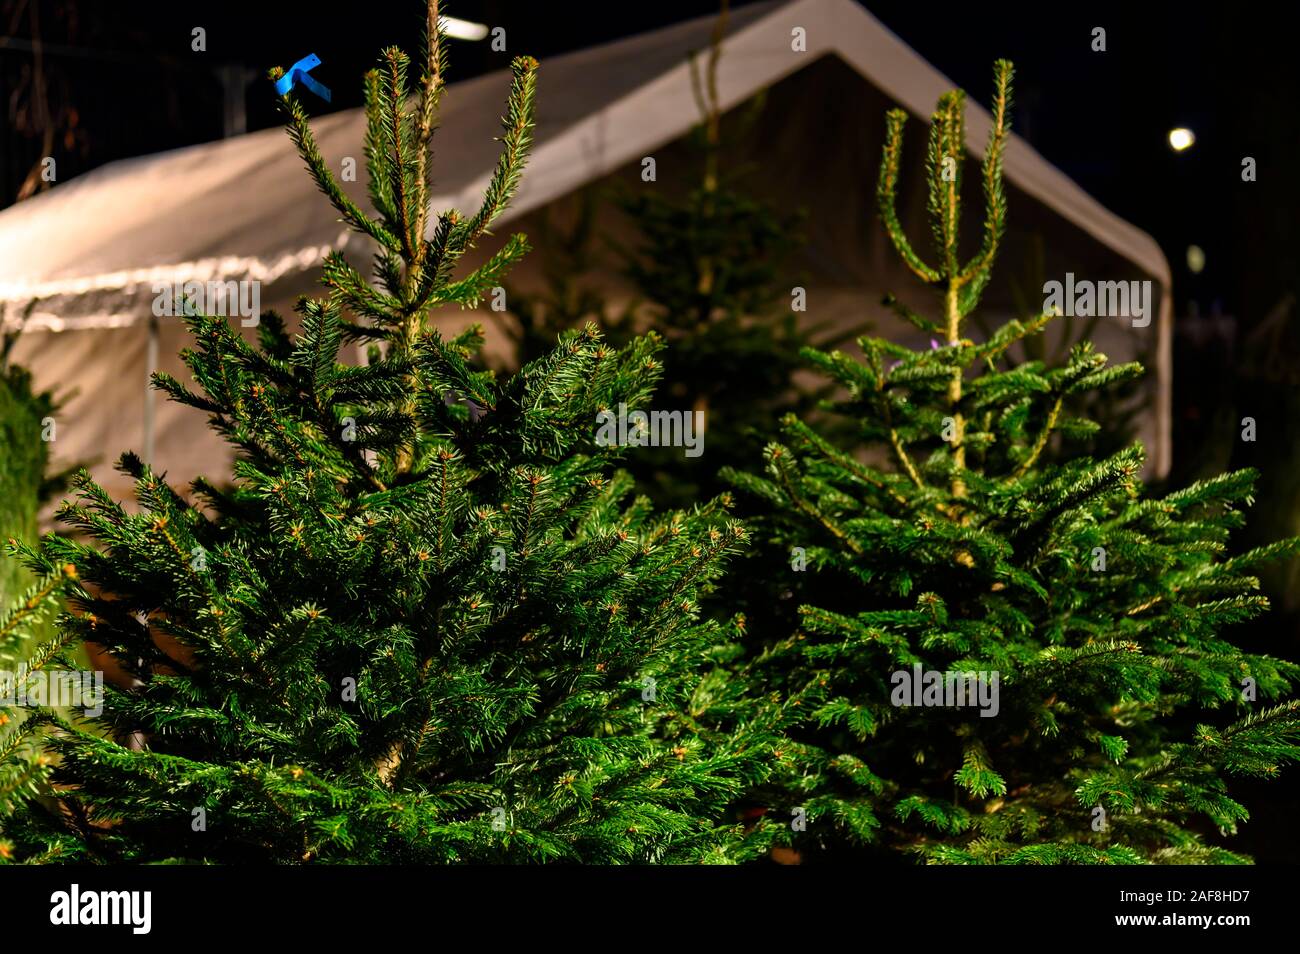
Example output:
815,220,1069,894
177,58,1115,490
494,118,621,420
725,61,1300,863
0,314,57,610
0,1,780,864
501,3,858,512
610,2,832,511
0,559,81,864
0,309,86,864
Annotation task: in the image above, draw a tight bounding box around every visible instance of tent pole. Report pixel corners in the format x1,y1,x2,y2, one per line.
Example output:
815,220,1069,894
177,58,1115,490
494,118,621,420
218,64,255,138
143,313,158,466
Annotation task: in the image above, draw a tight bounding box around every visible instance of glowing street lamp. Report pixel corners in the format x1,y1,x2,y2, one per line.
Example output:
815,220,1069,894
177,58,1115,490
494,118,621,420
1168,127,1196,152
441,16,490,41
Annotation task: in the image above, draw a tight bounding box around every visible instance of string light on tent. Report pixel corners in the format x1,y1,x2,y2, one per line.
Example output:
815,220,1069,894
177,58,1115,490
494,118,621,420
441,16,489,40
1187,245,1206,274
1168,127,1196,152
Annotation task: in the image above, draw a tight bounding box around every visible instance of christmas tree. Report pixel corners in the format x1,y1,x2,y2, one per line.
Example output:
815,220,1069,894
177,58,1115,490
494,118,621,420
0,2,780,865
0,307,84,864
0,554,80,864
0,311,58,611
610,1,834,512
500,3,857,513
724,61,1300,863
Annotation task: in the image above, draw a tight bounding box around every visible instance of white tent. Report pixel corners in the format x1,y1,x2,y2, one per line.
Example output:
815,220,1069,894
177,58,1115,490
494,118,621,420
0,0,1172,502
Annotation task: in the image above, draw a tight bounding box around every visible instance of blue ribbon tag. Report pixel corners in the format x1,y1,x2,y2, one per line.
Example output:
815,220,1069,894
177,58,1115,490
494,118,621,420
275,53,331,103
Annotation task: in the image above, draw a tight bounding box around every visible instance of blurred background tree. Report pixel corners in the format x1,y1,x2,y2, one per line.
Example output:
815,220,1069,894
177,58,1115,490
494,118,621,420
0,305,65,636
500,3,861,510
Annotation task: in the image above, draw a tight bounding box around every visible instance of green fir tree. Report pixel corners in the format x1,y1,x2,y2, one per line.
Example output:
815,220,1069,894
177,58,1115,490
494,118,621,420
0,307,84,864
610,1,831,511
0,1,780,865
724,61,1300,864
0,311,58,613
502,3,857,512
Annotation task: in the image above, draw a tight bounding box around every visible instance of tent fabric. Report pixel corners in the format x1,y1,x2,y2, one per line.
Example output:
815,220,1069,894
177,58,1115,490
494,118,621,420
0,0,1172,501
